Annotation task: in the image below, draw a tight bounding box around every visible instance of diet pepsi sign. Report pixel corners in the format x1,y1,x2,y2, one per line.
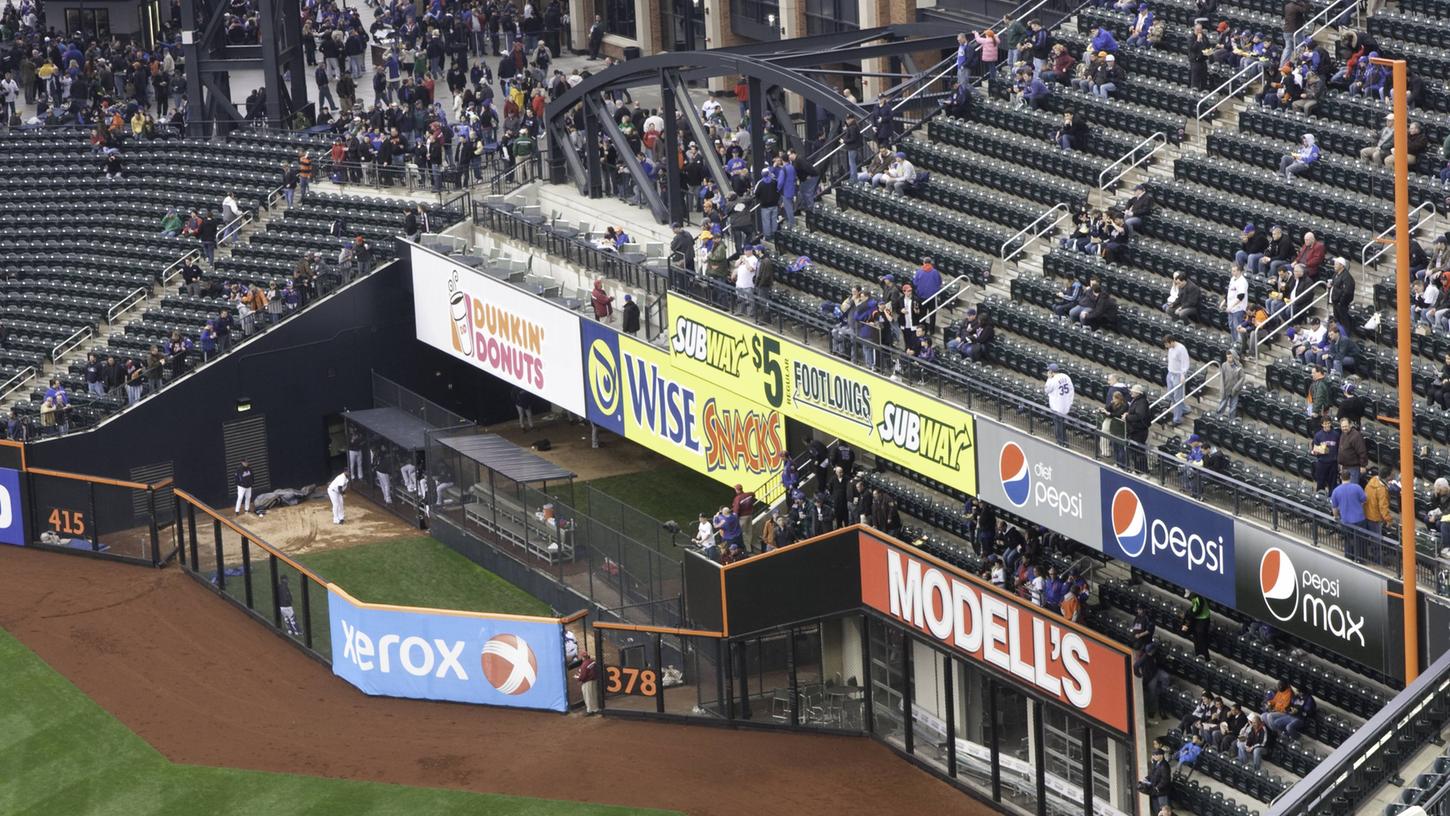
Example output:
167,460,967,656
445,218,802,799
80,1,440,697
1233,522,1392,676
1098,471,1235,605
976,422,1101,545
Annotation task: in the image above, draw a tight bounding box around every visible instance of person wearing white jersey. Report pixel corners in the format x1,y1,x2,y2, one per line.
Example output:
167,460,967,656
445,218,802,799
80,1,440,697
327,471,348,524
1045,363,1075,446
731,245,759,319
1223,264,1249,335
1164,335,1191,425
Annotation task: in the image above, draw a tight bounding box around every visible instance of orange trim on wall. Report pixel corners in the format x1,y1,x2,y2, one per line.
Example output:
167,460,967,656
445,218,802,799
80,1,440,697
26,466,150,491
327,583,570,623
0,439,26,471
173,488,328,585
594,621,725,638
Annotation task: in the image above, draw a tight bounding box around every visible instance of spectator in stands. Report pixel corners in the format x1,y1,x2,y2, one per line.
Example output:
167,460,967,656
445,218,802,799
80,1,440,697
1126,4,1155,46
1040,44,1077,85
1130,604,1155,651
197,210,219,264
1122,185,1153,238
1127,383,1151,471
1236,713,1268,770
1052,276,1085,317
1141,747,1172,811
1332,467,1370,562
1234,223,1267,271
1221,264,1249,334
1338,417,1368,485
1427,352,1450,409
1163,335,1191,425
589,280,614,322
1084,282,1118,330
1293,232,1327,280
1258,224,1295,277
1162,272,1201,322
1013,68,1051,110
1278,134,1321,183
1363,466,1391,550
1359,114,1396,166
1135,641,1168,724
731,247,759,319
1180,590,1212,660
1186,19,1212,90
972,29,1001,77
159,209,182,238
1180,691,1216,735
1044,363,1075,446
1104,388,1130,466
1217,350,1244,418
103,148,123,180
1090,54,1123,98
881,151,917,195
1428,479,1450,553
1054,111,1088,151
1316,325,1357,377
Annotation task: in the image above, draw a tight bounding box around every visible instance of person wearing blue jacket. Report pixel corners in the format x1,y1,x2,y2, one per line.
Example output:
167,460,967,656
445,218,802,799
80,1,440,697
1174,734,1203,780
774,155,798,228
913,257,943,306
1084,25,1118,64
1127,5,1155,46
1278,133,1320,181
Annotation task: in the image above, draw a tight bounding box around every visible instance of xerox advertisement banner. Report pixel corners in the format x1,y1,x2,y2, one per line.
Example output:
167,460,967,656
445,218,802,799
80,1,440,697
1233,522,1394,677
976,423,1101,545
580,320,785,493
1098,470,1236,606
327,587,568,711
0,467,24,546
411,246,585,415
859,532,1131,734
667,296,977,495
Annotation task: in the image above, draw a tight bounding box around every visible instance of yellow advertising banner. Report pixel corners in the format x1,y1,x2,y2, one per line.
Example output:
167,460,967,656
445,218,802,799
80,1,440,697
580,319,786,494
666,296,977,495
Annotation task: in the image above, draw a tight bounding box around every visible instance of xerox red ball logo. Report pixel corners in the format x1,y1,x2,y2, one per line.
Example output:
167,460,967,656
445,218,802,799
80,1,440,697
480,634,538,695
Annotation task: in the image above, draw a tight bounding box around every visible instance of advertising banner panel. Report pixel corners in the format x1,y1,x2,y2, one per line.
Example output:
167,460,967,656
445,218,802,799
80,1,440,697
411,246,585,415
667,296,977,495
580,321,785,493
327,587,568,711
1233,521,1393,677
1098,470,1236,606
858,532,1131,734
975,422,1102,548
0,467,23,546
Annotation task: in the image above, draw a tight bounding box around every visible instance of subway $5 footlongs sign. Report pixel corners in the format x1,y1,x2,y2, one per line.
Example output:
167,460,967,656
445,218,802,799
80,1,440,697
667,296,977,495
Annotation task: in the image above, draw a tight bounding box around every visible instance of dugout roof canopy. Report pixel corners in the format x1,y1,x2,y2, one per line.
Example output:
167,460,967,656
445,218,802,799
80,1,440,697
344,407,433,453
435,433,576,484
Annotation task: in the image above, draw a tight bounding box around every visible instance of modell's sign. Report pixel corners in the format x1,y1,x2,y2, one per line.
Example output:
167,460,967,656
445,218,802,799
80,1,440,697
858,534,1131,733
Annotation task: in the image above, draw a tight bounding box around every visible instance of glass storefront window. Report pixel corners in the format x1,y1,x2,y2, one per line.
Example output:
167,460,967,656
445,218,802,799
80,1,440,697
909,642,951,774
994,685,1038,815
953,659,994,796
868,619,907,750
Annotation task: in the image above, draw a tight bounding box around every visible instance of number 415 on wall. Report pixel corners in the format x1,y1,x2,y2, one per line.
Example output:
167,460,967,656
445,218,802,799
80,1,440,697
49,509,86,536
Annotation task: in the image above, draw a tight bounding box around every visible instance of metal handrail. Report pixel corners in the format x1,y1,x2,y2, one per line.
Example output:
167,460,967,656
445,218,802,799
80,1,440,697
106,286,149,324
264,183,287,211
1195,61,1263,123
920,274,975,324
50,326,93,363
0,366,36,403
1249,280,1329,356
1293,0,1358,51
160,249,200,286
218,210,253,248
1097,131,1166,192
1151,360,1221,425
1362,200,1437,269
1001,202,1071,264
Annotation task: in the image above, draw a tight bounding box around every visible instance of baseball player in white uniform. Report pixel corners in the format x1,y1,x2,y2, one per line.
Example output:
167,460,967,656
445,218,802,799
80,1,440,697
327,471,348,524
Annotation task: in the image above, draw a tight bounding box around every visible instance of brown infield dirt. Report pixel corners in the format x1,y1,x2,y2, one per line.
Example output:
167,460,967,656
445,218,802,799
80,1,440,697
0,546,993,816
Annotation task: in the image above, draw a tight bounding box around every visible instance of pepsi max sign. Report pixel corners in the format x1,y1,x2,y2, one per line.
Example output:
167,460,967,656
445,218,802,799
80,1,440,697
1233,522,1392,676
1098,471,1235,605
976,422,1101,543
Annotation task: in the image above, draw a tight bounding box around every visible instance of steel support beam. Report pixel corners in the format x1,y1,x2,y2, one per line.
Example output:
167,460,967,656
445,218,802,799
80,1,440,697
583,102,603,198
765,88,803,155
664,69,732,200
587,94,669,224
748,77,766,178
660,71,686,225
551,119,588,194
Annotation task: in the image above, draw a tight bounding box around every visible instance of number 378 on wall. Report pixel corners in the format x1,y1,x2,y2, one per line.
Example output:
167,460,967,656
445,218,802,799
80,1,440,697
604,666,658,697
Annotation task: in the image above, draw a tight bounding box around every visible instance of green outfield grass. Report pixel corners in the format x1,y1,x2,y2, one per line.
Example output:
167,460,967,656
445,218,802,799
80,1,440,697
0,628,679,816
299,535,552,617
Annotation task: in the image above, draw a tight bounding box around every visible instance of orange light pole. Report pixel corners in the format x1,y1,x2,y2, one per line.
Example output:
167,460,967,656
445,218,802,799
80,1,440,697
1372,56,1419,683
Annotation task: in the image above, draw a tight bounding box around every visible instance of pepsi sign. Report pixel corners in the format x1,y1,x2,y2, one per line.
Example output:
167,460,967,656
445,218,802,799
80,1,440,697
1233,522,1393,677
1098,471,1235,605
976,422,1101,544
